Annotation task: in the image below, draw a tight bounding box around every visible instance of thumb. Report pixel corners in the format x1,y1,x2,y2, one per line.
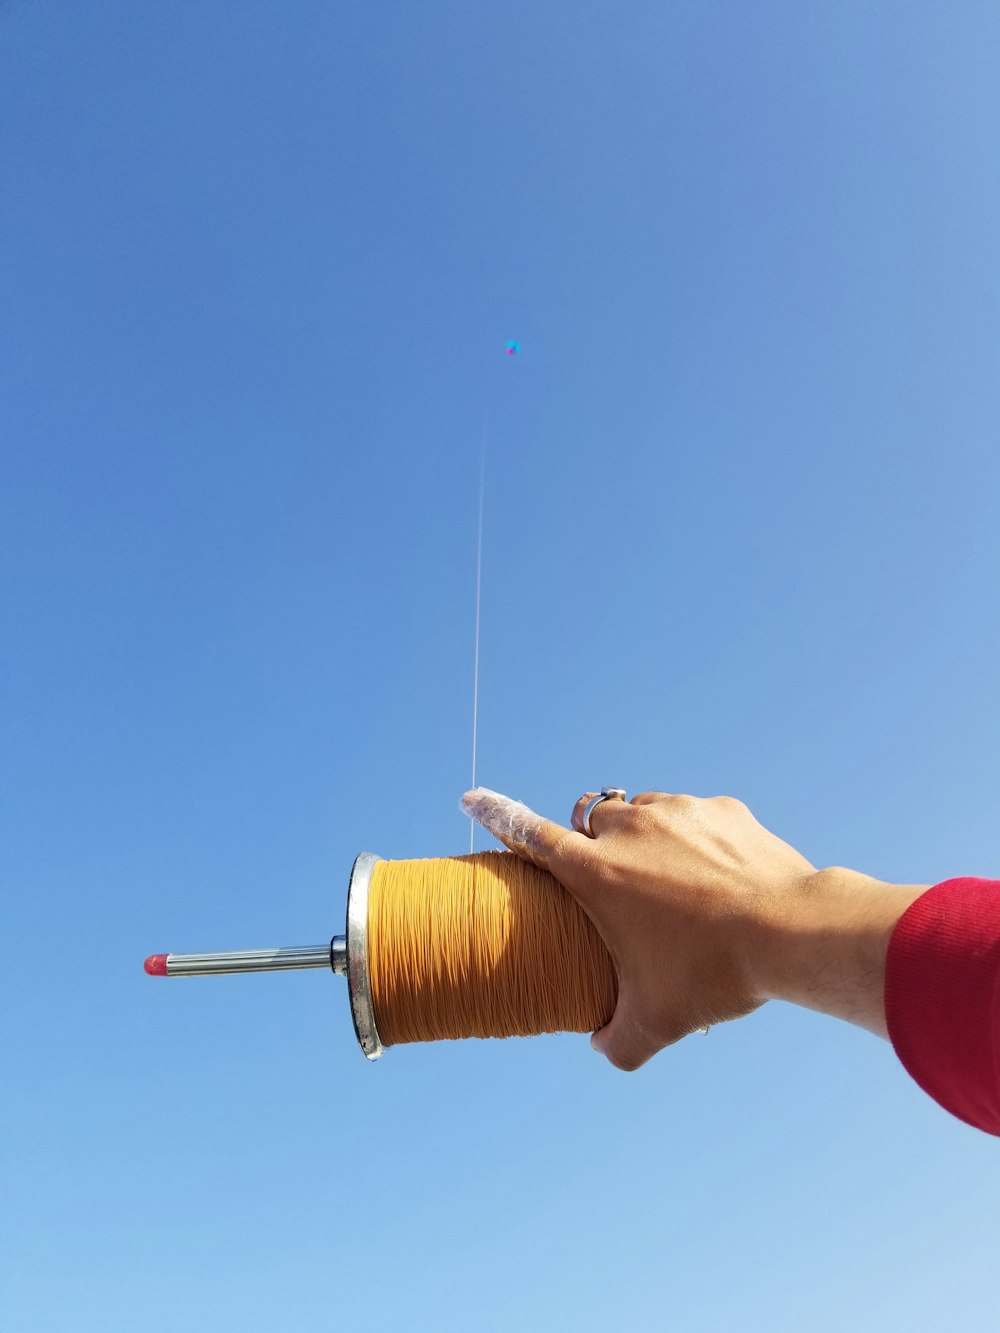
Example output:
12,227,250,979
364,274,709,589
590,1001,659,1073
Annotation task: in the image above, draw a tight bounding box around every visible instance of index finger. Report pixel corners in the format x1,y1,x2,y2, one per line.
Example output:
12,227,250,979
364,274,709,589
461,787,579,872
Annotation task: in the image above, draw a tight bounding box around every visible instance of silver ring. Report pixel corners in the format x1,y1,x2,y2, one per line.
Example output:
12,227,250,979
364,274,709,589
581,787,627,837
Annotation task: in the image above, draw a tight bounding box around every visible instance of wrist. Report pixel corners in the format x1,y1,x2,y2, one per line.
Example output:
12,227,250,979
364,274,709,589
754,866,929,1036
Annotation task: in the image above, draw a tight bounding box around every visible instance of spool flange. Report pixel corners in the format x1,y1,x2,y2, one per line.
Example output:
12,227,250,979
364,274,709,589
346,851,385,1060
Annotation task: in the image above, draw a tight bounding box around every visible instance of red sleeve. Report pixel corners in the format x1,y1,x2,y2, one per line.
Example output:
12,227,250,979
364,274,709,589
885,877,1000,1136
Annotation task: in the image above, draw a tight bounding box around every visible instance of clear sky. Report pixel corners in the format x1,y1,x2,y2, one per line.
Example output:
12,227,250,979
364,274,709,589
3,4,999,1329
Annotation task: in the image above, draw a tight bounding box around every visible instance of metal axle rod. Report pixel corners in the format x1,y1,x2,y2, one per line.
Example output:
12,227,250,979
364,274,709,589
146,940,348,977
144,852,384,1060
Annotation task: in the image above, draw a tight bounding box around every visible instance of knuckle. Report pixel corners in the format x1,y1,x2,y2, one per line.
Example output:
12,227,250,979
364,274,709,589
642,793,696,825
604,1019,655,1072
630,790,665,805
540,823,573,864
714,795,746,811
656,792,696,813
606,1047,643,1073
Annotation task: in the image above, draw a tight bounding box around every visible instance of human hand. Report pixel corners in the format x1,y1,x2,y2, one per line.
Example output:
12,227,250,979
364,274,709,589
461,787,926,1069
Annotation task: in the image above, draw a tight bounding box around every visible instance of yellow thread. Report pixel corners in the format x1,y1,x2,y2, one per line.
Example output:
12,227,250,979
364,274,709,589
368,851,617,1046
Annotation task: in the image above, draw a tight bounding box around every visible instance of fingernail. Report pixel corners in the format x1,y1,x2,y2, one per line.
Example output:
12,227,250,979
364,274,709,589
590,1034,603,1054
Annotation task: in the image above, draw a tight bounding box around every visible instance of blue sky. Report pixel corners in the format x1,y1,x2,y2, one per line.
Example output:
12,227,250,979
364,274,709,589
3,3,999,1329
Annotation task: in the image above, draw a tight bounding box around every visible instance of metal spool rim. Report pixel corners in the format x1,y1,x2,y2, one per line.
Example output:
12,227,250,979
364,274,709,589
346,851,385,1060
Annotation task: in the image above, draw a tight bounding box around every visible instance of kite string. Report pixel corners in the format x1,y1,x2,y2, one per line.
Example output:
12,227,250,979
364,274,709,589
469,346,516,852
470,399,490,852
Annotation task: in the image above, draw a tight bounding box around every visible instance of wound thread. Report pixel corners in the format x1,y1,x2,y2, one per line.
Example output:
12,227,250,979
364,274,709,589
368,852,618,1046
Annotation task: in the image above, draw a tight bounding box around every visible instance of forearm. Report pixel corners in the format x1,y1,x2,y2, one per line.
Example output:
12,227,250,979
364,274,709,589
755,866,929,1037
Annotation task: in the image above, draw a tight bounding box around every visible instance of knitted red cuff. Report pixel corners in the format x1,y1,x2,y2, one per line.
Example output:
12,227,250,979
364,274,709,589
885,877,1000,1137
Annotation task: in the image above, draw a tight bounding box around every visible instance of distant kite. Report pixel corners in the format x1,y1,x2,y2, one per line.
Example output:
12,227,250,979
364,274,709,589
504,340,520,356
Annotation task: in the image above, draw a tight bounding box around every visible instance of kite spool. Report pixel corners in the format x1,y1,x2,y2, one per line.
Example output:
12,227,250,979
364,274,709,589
145,851,618,1060
145,343,554,1059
